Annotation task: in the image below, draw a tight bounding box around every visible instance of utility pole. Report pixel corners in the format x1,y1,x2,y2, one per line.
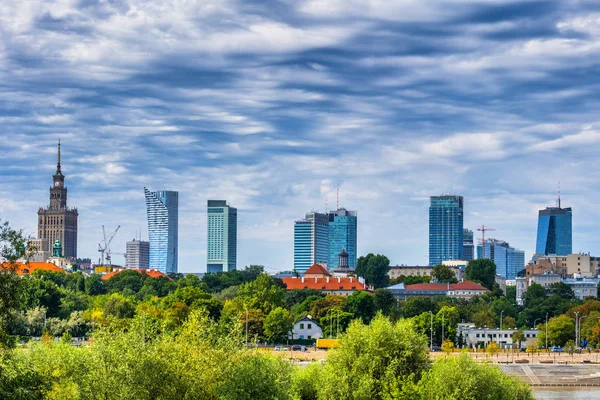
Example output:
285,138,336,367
575,311,579,348
476,225,496,259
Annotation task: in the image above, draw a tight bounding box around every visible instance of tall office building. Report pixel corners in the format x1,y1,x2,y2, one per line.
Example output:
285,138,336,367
429,195,464,266
536,197,572,256
294,211,329,274
207,200,237,273
37,140,78,259
477,238,524,279
328,208,357,270
463,228,474,262
125,239,150,269
144,188,178,274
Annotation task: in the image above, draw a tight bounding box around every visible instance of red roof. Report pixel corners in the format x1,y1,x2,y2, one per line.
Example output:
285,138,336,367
101,268,170,281
1,261,64,275
405,281,488,292
304,263,331,276
282,276,368,291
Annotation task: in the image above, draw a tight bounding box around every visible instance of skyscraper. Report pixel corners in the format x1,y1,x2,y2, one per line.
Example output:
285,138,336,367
294,211,329,274
37,140,78,259
463,228,474,262
207,200,237,273
145,188,178,274
477,238,524,279
536,199,572,256
328,208,357,270
429,195,464,266
126,239,150,269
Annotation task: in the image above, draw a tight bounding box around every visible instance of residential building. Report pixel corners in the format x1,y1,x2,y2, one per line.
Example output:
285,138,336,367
37,140,78,259
528,272,562,289
27,238,49,262
442,260,468,281
282,264,370,295
457,325,539,349
463,229,475,262
125,239,150,269
290,316,322,340
566,254,600,277
145,188,178,275
515,276,527,306
387,281,488,301
563,277,599,300
328,208,357,270
495,275,507,294
388,265,433,279
536,200,572,256
207,200,237,273
476,238,524,279
526,254,600,280
294,211,329,274
1,261,64,275
429,195,464,266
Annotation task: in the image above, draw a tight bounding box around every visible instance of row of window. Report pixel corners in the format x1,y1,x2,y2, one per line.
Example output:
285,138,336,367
474,333,537,339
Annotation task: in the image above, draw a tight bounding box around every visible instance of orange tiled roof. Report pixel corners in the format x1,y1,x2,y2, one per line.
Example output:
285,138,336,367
1,261,64,275
101,268,170,281
282,276,368,291
304,263,331,276
451,281,488,291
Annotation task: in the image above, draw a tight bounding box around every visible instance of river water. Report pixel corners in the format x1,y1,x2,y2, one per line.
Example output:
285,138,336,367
534,388,600,399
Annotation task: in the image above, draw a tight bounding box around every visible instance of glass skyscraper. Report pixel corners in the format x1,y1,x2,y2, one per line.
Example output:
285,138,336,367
328,208,357,270
476,239,524,279
463,228,474,262
144,188,178,274
207,200,237,273
536,205,572,256
429,195,464,266
294,212,329,274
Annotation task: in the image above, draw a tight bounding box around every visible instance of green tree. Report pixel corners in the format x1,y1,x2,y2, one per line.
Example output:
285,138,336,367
345,291,376,323
436,306,459,344
237,273,285,314
85,274,106,296
356,253,390,288
549,282,575,300
465,259,496,290
373,289,398,317
537,315,575,347
417,354,533,399
431,264,458,283
104,294,136,319
263,307,293,344
401,296,437,318
318,314,430,399
524,283,546,307
471,310,497,328
564,340,576,356
512,330,525,349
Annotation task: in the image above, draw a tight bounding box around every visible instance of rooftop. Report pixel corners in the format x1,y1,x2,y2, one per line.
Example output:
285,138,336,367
1,261,64,275
101,268,171,281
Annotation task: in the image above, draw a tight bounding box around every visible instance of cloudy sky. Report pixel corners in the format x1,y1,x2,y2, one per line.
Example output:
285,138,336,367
1,0,599,273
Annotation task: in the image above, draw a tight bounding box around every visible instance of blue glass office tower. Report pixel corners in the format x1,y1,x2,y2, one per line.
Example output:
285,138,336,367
294,212,329,274
207,200,237,273
463,228,475,262
536,205,572,256
328,208,357,269
477,239,524,279
145,188,178,274
429,195,464,266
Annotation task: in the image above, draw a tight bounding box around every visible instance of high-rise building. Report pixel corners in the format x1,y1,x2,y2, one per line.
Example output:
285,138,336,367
207,200,237,273
536,198,572,256
463,228,474,262
477,238,524,279
294,211,329,274
429,195,464,266
328,208,357,270
37,140,78,259
125,239,150,269
144,188,178,274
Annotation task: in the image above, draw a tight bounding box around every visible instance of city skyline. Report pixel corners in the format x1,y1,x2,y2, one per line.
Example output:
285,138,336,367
1,1,600,272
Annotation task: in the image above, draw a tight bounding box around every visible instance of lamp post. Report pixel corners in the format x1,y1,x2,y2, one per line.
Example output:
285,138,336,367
577,315,588,347
500,310,504,330
545,313,548,351
429,311,433,350
575,311,580,348
483,325,487,349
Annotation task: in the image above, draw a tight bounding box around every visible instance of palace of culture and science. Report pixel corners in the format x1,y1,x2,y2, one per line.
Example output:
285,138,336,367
36,140,78,259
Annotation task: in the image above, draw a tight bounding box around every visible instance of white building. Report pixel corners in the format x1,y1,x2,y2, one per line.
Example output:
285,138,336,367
563,277,599,299
457,324,539,349
290,316,323,340
125,239,150,269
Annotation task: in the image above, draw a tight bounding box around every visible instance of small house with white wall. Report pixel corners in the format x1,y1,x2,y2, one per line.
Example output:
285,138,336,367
290,316,323,340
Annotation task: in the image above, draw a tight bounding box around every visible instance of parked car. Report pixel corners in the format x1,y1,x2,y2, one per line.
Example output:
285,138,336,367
430,346,442,352
274,346,282,351
551,346,564,352
291,345,307,352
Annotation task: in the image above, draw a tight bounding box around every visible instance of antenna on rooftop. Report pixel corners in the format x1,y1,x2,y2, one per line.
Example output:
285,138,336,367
336,188,339,210
558,181,561,209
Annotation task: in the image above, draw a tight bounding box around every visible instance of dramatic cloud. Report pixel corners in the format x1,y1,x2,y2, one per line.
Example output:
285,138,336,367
1,0,599,271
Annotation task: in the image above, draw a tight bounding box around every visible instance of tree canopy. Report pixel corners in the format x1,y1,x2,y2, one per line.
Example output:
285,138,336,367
465,259,496,290
356,253,390,288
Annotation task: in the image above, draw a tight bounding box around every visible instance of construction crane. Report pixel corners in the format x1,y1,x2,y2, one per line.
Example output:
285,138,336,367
476,225,496,259
106,251,126,266
98,225,120,266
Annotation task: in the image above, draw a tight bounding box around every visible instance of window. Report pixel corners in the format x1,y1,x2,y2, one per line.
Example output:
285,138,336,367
308,324,312,329
308,336,312,340
300,323,304,329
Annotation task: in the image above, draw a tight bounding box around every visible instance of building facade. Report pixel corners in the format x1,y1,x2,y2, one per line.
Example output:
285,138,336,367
457,325,539,349
290,316,323,340
144,188,178,274
27,238,49,262
387,281,488,301
207,200,237,273
463,229,474,262
37,141,78,259
125,239,150,269
476,238,525,280
536,203,572,256
294,212,329,274
328,208,357,270
429,195,464,266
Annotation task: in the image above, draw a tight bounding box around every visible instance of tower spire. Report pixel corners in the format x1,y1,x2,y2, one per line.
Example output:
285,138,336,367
55,138,62,175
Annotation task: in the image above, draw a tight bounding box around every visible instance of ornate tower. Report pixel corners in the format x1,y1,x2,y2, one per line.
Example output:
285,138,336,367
37,140,78,259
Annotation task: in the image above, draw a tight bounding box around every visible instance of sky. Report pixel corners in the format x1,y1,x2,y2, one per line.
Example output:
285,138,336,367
1,0,600,273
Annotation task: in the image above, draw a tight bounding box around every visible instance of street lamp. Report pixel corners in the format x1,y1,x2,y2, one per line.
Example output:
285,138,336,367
483,325,487,349
577,315,588,347
575,311,580,348
429,311,433,350
533,318,541,330
545,313,548,351
500,310,504,330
